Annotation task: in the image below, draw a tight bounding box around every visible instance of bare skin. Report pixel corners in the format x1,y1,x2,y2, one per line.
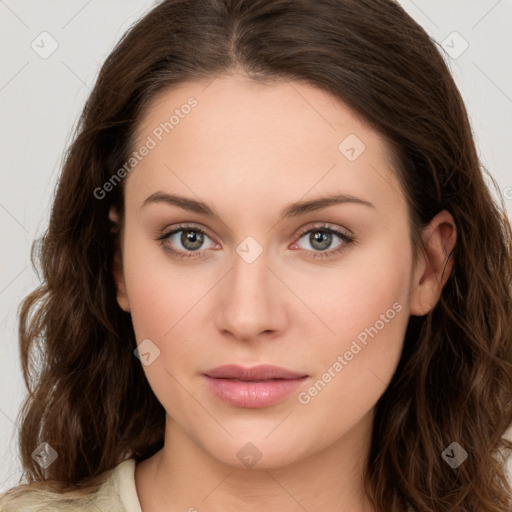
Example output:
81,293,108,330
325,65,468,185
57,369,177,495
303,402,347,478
111,72,456,512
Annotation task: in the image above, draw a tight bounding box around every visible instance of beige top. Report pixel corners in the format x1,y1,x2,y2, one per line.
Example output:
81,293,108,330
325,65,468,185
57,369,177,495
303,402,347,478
0,458,143,512
98,458,142,512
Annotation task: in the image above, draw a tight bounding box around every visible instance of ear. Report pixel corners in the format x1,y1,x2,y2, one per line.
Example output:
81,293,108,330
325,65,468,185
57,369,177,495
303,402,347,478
409,210,457,316
109,207,130,313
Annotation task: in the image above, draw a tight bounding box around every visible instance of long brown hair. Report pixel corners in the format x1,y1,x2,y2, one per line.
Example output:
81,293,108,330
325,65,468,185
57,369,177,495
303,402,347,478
2,0,511,510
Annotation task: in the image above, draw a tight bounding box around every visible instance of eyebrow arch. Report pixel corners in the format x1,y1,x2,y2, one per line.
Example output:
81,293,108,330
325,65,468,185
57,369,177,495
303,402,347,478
141,191,375,219
280,193,375,217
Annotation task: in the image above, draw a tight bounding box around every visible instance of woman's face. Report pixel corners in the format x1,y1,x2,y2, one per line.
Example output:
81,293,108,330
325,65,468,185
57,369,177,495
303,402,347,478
114,73,419,468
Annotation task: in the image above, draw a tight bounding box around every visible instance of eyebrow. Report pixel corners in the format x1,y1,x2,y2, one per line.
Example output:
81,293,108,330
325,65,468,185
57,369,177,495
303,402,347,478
141,191,375,219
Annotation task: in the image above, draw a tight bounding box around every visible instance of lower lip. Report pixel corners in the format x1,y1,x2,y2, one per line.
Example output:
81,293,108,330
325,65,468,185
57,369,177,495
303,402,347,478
204,375,308,408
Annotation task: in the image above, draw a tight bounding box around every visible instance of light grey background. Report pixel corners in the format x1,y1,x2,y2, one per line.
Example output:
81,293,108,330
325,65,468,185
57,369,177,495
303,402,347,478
1,0,511,491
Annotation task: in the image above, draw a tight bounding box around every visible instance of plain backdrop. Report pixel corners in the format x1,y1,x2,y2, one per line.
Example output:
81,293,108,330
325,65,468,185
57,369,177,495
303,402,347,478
1,0,511,491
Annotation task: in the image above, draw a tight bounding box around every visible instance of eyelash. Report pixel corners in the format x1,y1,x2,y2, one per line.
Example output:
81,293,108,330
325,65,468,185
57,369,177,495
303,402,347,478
155,222,355,260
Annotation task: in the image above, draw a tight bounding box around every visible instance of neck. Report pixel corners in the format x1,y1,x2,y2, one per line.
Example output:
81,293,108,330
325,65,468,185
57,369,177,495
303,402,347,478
135,409,377,512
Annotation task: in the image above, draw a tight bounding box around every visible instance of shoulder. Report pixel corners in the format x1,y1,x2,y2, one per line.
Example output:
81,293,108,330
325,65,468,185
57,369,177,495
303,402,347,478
0,459,138,512
503,424,512,487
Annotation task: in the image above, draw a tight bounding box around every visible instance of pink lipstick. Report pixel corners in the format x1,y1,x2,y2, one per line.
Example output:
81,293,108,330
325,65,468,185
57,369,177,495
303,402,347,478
203,364,309,408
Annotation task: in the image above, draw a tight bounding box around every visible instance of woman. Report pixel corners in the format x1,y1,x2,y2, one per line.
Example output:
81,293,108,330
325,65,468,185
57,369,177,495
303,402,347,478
1,0,511,511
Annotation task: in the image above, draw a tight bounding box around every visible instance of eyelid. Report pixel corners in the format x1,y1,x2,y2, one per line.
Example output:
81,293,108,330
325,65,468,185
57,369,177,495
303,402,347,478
157,222,216,242
293,222,353,242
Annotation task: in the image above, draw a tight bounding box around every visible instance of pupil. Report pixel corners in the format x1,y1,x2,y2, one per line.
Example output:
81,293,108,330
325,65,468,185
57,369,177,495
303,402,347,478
182,230,203,250
311,230,331,251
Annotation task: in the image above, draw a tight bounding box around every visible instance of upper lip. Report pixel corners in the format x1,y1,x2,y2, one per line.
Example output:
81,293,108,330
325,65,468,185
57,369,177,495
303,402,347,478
204,364,308,381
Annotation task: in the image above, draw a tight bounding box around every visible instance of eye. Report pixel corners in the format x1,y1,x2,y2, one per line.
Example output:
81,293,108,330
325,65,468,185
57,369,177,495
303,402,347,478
156,224,219,259
156,222,355,260
290,223,355,259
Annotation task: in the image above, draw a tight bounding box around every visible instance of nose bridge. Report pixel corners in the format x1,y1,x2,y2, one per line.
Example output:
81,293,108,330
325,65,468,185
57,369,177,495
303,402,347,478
232,241,269,298
231,237,273,311
216,236,284,339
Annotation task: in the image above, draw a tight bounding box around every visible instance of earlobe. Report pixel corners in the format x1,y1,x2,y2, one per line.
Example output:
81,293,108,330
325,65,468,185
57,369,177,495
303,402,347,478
411,281,437,316
112,249,130,313
409,210,457,317
109,206,131,313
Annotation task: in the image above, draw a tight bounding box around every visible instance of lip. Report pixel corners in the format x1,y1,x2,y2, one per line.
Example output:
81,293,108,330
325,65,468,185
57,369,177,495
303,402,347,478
204,364,308,381
203,364,309,408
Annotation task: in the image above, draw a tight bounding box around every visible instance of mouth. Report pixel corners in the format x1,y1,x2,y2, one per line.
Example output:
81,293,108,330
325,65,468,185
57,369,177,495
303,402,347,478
204,364,308,381
203,364,309,408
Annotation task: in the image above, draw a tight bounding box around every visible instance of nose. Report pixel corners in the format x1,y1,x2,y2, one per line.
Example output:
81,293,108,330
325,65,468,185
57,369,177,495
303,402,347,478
215,245,287,342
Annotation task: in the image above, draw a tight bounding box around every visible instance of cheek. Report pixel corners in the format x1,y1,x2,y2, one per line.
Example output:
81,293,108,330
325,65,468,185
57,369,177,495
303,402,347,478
289,232,412,406
286,228,413,345
121,227,207,339
120,236,207,413
120,229,221,411
294,298,407,448
294,241,411,425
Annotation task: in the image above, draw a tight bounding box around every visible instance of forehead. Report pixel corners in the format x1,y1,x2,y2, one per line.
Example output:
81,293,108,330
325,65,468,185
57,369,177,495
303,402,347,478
126,73,404,218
